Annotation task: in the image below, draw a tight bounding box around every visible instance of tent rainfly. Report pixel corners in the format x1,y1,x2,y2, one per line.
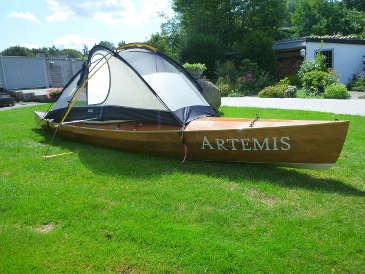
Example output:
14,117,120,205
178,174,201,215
45,43,218,126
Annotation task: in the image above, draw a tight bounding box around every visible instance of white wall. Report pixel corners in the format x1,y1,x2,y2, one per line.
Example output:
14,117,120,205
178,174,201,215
306,42,365,85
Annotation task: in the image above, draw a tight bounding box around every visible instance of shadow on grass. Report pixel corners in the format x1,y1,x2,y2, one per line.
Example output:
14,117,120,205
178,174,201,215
34,128,365,197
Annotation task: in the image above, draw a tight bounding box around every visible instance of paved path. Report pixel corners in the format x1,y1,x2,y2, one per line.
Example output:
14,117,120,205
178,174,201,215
1,89,365,116
0,102,45,111
221,97,365,116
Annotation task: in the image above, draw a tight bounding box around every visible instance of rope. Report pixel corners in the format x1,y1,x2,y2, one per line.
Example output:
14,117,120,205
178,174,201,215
178,126,189,163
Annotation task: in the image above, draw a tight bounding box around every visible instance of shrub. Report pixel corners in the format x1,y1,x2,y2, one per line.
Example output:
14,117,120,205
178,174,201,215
324,83,350,99
302,70,338,94
238,59,275,95
298,48,328,79
278,74,302,87
285,86,297,98
214,58,275,96
346,73,359,90
258,84,288,98
353,71,365,89
352,86,365,91
215,60,239,83
216,77,239,97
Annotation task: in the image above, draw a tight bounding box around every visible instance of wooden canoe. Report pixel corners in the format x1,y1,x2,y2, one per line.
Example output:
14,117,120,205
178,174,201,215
35,111,349,170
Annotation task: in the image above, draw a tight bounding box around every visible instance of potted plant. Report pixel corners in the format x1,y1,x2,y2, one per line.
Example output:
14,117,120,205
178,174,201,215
182,63,207,79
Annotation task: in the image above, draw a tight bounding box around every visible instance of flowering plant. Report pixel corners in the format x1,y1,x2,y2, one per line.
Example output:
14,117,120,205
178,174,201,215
47,88,63,99
353,71,365,90
239,72,256,82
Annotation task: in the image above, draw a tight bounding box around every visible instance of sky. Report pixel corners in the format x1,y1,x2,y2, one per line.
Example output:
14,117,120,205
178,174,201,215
0,0,174,52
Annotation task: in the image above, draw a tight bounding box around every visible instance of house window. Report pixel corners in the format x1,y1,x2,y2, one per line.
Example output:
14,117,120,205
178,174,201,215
316,49,334,68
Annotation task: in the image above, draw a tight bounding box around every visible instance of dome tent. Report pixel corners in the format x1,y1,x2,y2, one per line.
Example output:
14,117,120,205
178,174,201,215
45,43,218,126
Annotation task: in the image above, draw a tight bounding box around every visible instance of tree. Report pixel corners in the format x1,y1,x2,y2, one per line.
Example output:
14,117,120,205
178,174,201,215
159,12,184,56
291,0,348,37
1,45,84,58
179,33,224,75
117,41,126,48
236,0,288,35
169,0,288,77
145,33,177,59
172,0,287,47
48,45,60,56
342,0,365,12
58,49,84,59
172,0,238,47
82,45,89,57
98,41,115,49
236,31,276,75
1,46,34,56
341,9,365,36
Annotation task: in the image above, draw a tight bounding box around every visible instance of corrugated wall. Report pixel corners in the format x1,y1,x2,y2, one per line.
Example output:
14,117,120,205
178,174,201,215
0,56,84,90
46,59,84,88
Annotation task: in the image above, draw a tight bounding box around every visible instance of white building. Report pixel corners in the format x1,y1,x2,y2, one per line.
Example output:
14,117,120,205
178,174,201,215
274,37,365,84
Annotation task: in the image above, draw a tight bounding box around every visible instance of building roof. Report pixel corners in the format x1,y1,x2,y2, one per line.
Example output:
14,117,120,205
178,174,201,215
274,36,365,51
273,39,305,50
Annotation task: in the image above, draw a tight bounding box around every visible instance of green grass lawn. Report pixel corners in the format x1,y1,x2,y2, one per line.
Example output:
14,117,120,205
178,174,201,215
1,104,364,273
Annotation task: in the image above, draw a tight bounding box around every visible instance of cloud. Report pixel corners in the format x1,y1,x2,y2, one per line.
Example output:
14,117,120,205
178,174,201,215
8,11,42,24
46,0,74,21
46,0,173,24
54,34,98,50
22,43,41,49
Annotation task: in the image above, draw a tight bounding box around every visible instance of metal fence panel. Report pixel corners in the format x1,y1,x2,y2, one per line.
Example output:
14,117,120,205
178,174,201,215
0,56,48,90
0,56,84,90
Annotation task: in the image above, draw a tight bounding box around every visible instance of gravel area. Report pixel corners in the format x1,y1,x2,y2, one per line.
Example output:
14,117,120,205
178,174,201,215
1,90,364,116
222,91,365,116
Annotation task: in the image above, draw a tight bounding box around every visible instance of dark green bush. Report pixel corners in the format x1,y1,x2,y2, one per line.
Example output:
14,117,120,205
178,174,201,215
258,84,288,98
324,83,350,99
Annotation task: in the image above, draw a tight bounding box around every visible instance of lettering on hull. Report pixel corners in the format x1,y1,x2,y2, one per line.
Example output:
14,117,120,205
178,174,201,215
201,136,291,151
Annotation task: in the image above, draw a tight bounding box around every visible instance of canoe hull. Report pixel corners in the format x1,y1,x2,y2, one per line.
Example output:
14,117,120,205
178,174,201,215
35,112,349,170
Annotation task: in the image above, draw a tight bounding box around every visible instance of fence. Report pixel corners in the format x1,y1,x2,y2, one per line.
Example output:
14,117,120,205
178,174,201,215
0,56,84,90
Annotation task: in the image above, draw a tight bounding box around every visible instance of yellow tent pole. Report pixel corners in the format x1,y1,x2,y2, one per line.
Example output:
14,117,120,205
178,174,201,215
116,43,157,53
59,54,113,124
